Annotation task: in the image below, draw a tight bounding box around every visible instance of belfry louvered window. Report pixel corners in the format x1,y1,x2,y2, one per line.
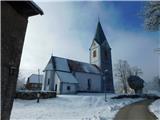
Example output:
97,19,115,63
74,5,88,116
48,79,50,85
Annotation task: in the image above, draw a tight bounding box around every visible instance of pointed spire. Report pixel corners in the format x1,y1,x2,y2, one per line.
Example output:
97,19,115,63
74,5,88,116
93,21,111,49
94,21,106,44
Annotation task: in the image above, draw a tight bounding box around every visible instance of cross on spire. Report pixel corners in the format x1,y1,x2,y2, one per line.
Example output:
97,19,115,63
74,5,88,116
98,16,100,22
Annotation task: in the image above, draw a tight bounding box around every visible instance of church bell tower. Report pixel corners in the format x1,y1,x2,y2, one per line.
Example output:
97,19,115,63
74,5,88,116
89,21,114,93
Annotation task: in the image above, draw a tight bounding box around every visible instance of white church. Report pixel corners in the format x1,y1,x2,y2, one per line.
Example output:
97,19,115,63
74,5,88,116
42,21,114,94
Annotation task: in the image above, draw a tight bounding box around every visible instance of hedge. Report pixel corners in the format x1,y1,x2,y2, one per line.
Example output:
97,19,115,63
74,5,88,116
15,90,56,100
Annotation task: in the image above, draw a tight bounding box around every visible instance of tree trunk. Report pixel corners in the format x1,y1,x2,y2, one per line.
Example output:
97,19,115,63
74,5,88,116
122,79,128,93
123,85,128,93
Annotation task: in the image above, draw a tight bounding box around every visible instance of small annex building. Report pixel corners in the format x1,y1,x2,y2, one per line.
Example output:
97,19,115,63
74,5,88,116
42,21,115,94
26,74,43,90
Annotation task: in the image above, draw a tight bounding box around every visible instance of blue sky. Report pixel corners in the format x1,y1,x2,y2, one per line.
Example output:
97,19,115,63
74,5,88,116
112,1,144,30
20,1,159,82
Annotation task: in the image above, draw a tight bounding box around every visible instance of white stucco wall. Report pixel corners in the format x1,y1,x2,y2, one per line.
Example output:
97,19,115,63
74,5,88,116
61,83,77,94
44,70,54,91
54,73,61,94
41,73,45,91
54,72,77,94
45,62,54,70
90,41,101,67
43,59,55,91
75,72,101,92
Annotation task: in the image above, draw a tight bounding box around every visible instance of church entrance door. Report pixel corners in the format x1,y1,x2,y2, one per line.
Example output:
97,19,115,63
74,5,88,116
55,84,57,91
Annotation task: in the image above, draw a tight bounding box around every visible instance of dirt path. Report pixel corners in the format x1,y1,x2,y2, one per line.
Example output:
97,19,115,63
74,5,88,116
114,99,158,120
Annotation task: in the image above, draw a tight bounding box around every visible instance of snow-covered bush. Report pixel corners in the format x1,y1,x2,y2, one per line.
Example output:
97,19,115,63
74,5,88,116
16,80,25,90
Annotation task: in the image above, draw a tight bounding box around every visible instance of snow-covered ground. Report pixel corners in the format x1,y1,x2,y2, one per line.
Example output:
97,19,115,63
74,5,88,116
149,99,160,120
11,93,142,120
148,90,160,120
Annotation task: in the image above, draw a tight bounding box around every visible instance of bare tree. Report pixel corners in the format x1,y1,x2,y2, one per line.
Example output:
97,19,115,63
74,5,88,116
16,71,25,90
16,80,25,90
115,60,143,94
130,66,143,76
115,60,131,93
142,1,160,82
143,1,160,31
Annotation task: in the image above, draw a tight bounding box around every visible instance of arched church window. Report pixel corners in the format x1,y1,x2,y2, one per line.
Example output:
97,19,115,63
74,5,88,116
67,86,71,91
93,50,96,57
48,79,50,85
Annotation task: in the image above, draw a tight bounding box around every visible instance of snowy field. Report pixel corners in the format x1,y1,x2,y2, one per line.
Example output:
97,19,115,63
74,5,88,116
11,93,142,120
149,99,160,120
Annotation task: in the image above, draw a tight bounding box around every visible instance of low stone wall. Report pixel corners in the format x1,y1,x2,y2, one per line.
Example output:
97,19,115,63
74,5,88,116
15,91,56,100
111,94,160,99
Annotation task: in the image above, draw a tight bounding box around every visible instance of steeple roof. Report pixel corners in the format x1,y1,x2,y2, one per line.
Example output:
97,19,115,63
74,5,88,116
93,21,110,49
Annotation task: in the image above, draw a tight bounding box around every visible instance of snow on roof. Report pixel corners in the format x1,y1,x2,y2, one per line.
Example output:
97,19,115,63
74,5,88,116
56,71,79,84
68,59,100,74
28,74,43,83
54,57,70,72
44,58,54,71
45,56,101,74
82,63,100,74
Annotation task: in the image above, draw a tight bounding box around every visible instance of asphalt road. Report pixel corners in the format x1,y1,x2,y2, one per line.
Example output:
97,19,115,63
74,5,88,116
114,99,158,120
